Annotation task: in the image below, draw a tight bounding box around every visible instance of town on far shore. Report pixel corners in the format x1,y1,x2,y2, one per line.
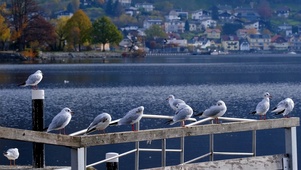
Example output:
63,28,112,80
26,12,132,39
1,0,301,61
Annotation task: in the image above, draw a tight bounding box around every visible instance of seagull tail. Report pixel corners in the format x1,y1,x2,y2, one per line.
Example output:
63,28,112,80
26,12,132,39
275,109,285,115
43,127,49,132
250,111,256,115
18,82,26,87
109,122,118,126
165,119,174,125
86,127,96,134
193,111,203,117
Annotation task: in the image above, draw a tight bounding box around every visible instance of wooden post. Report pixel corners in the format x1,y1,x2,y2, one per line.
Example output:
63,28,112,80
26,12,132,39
285,127,298,170
106,152,119,170
32,90,45,168
71,147,86,170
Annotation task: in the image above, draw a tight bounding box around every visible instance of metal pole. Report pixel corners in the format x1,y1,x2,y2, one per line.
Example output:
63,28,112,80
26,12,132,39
32,90,45,168
161,139,166,167
71,147,86,170
106,152,119,170
180,136,185,164
252,130,256,156
285,127,298,170
135,121,140,170
209,120,214,161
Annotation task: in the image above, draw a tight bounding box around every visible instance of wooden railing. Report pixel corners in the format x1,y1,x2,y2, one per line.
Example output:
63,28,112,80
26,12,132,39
0,117,299,170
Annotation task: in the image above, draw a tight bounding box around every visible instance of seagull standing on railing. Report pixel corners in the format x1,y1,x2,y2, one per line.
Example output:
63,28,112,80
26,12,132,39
111,106,144,131
86,113,112,134
166,103,193,127
166,95,186,111
18,70,43,89
46,107,74,134
3,148,19,166
250,92,271,120
194,100,227,124
271,98,294,118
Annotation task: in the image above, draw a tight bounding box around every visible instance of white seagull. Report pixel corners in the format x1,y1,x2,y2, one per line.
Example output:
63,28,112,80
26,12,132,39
166,103,193,127
250,92,271,120
3,148,19,166
194,100,227,123
18,70,43,89
86,113,112,134
46,107,74,134
113,106,144,131
271,98,294,118
166,95,186,111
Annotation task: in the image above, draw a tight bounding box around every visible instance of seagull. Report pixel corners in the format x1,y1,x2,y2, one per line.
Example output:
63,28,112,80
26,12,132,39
46,107,74,134
3,148,19,166
271,98,294,118
111,106,144,131
18,70,43,89
250,92,271,120
166,95,186,111
86,113,112,134
194,100,227,123
166,103,193,127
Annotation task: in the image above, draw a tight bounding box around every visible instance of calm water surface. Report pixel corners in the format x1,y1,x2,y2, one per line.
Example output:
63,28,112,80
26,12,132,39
0,54,301,169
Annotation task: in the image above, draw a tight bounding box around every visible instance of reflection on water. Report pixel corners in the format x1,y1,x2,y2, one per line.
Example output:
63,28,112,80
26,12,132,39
0,54,301,169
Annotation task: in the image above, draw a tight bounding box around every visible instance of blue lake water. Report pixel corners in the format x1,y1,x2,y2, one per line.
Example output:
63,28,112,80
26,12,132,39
0,54,300,169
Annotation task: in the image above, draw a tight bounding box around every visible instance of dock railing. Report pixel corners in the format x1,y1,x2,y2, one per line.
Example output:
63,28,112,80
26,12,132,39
0,116,298,170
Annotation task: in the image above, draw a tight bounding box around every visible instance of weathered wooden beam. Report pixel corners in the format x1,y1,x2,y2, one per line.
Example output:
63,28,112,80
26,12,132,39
146,154,285,170
0,118,299,148
0,126,81,148
80,117,299,147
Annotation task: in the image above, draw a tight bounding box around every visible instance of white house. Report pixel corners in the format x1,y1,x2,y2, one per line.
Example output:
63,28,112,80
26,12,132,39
167,39,187,47
201,19,217,29
143,19,162,29
244,21,259,31
191,9,211,20
164,20,185,33
135,3,154,12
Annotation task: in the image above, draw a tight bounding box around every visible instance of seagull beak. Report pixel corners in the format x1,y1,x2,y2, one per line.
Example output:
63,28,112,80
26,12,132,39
71,111,74,115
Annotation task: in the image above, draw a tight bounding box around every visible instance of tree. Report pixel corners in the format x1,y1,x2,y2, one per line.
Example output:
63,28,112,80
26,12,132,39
257,0,273,21
145,25,167,41
65,9,92,51
91,16,123,52
24,16,56,51
222,23,243,35
0,4,10,50
10,0,40,51
53,16,70,51
184,20,190,32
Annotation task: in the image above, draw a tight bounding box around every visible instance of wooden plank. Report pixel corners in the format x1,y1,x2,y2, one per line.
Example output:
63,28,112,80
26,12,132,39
0,126,81,147
146,154,285,170
80,117,299,147
0,118,299,148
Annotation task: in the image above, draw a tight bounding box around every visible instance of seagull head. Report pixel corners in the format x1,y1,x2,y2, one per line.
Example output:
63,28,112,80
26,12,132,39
166,95,175,101
263,92,272,99
216,100,226,107
136,106,144,114
63,107,74,115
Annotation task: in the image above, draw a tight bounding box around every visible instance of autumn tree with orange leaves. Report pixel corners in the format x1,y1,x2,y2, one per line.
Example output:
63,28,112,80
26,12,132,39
0,4,10,50
64,9,92,51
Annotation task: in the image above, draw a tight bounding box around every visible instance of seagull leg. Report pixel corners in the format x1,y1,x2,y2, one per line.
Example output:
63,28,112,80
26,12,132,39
181,121,185,127
132,124,135,131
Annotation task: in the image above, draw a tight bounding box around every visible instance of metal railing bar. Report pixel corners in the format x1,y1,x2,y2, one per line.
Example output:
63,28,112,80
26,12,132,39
139,148,182,152
213,151,254,156
86,149,137,167
186,117,256,127
180,152,211,165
